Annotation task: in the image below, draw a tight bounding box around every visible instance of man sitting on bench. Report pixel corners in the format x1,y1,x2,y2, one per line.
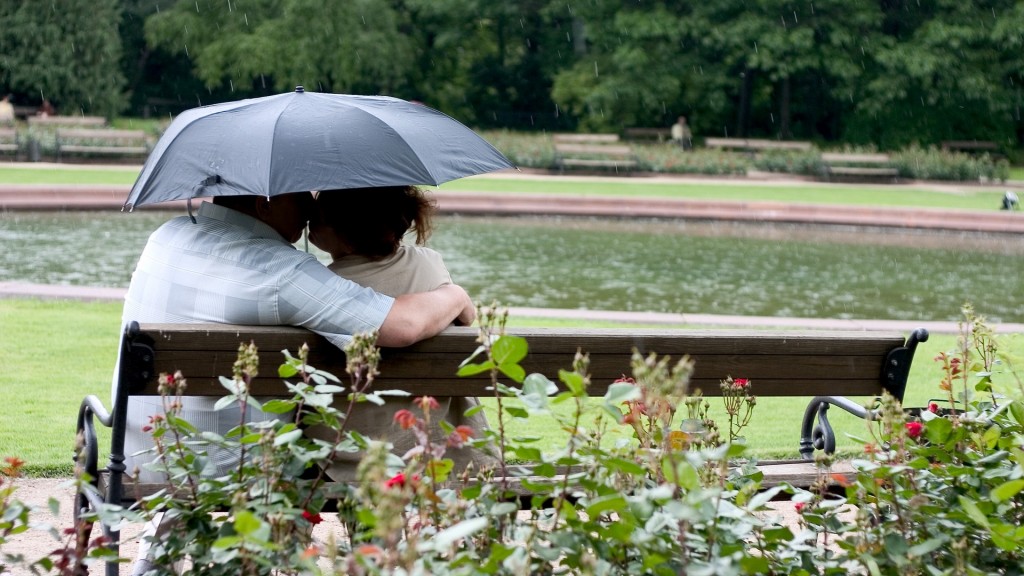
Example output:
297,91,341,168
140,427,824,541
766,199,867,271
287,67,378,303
120,191,475,575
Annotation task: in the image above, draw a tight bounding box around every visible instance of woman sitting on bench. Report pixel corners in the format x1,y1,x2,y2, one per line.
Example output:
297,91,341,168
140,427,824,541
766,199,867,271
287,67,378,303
309,186,498,481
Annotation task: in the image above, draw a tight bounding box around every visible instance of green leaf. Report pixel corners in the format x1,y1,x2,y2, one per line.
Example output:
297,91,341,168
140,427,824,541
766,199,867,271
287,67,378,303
498,363,526,384
991,479,1024,503
233,510,262,536
604,382,641,405
488,502,519,517
504,406,529,418
982,425,1001,449
260,399,296,414
924,416,953,444
559,370,586,396
957,496,990,528
429,517,489,550
1009,400,1024,427
522,373,558,397
586,494,627,517
514,446,543,461
492,335,528,366
273,428,303,446
740,556,770,573
212,535,242,549
664,459,700,491
907,537,945,557
603,457,646,476
457,360,494,377
213,395,239,412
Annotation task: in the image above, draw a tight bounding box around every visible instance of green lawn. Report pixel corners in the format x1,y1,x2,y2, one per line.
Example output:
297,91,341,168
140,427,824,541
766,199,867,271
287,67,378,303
2,298,1020,476
441,176,1011,212
0,164,1013,212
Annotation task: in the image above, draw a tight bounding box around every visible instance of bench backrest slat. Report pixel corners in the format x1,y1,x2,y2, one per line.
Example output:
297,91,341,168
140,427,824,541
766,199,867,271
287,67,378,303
131,324,907,400
57,128,147,140
553,133,620,143
554,144,634,155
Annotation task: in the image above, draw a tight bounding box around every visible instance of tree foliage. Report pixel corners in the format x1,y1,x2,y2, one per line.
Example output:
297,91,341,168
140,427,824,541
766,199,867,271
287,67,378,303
1,0,1022,147
0,0,125,117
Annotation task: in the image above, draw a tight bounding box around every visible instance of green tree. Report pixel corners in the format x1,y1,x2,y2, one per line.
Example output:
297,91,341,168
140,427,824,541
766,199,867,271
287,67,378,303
144,0,416,97
404,0,569,129
550,2,695,133
0,0,125,117
847,0,1023,148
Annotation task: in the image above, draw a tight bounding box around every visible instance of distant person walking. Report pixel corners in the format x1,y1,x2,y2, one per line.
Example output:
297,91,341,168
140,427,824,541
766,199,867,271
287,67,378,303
0,95,14,126
671,115,692,150
38,99,54,117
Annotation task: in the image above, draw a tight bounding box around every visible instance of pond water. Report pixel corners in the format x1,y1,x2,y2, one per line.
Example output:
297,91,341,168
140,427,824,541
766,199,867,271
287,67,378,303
2,210,1022,323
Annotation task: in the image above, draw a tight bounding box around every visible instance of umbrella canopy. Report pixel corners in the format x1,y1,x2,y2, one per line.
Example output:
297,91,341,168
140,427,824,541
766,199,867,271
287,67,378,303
123,87,515,211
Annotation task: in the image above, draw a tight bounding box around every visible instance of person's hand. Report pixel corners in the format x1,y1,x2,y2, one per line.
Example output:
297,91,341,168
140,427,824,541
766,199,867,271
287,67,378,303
454,293,476,326
378,284,476,347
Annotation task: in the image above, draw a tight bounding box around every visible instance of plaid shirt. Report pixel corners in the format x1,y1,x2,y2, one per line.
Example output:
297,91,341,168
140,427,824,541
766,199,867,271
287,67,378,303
123,201,393,344
119,201,394,480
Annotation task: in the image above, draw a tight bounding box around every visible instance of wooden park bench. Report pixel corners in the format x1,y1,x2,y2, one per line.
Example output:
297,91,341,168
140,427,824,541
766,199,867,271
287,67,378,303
0,127,18,156
820,152,899,183
27,115,107,128
624,127,672,142
553,133,638,173
76,322,927,574
704,137,812,154
55,128,150,162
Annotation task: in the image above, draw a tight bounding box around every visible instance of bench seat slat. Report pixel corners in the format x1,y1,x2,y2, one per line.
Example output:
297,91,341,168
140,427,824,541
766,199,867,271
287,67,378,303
136,324,904,399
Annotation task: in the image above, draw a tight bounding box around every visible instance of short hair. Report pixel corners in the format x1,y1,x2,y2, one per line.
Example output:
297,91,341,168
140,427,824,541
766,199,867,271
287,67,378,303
315,186,436,259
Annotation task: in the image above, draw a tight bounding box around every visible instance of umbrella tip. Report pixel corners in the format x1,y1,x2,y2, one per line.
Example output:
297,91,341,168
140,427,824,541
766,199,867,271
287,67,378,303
295,86,305,93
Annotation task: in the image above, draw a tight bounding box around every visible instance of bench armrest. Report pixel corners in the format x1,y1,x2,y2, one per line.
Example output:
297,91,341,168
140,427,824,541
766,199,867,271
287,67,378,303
76,395,113,485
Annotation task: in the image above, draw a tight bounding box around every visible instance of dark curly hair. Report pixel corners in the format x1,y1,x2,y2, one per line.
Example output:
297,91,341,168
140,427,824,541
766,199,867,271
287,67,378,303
315,186,436,260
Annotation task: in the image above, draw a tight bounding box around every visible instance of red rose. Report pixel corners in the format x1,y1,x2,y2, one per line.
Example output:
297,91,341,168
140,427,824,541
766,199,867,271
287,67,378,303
302,510,323,525
794,502,806,513
385,472,407,489
927,403,939,413
733,378,750,388
393,409,417,430
905,421,923,438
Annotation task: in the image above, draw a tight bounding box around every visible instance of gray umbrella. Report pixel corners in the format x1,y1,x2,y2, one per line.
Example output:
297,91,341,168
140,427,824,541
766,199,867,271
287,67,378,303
123,87,515,211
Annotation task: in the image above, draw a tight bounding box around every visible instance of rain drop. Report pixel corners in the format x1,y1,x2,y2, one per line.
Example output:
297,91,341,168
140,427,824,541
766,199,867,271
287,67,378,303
754,41,758,53
793,11,798,23
185,44,189,57
244,13,249,26
593,61,599,77
195,1,199,12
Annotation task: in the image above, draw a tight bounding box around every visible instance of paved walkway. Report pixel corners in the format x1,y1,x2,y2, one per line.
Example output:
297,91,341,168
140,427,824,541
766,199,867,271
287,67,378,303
3,166,1024,234
3,281,1020,334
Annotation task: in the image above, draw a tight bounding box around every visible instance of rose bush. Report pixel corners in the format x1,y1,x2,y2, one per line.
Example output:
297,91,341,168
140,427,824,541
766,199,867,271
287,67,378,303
2,304,1021,575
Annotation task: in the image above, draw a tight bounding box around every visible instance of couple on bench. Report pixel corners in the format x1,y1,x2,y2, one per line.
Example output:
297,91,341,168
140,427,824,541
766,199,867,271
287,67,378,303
120,186,496,574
